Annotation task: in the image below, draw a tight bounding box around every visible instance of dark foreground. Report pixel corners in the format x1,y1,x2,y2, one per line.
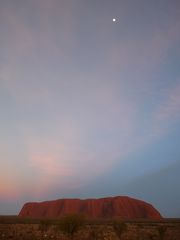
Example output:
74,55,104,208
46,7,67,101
0,216,180,240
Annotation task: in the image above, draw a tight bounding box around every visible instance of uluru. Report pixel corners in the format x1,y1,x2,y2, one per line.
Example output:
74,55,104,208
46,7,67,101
19,196,162,219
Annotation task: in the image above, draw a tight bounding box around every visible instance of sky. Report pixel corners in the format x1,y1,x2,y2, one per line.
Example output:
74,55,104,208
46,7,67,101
0,0,180,217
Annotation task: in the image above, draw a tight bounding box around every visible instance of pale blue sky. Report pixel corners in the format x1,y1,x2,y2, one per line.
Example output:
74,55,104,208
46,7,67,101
0,0,180,217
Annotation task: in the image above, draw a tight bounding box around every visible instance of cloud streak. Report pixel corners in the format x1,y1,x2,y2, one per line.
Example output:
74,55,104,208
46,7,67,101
0,0,180,214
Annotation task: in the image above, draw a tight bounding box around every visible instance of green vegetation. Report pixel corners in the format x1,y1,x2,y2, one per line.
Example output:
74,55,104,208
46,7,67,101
39,219,52,232
0,216,180,240
158,225,167,240
56,214,85,239
89,226,104,240
113,219,127,239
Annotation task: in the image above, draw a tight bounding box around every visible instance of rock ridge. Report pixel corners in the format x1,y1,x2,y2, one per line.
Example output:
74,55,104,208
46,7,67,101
19,196,162,219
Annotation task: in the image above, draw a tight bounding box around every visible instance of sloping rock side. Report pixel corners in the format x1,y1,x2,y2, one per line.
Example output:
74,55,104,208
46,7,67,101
19,196,162,219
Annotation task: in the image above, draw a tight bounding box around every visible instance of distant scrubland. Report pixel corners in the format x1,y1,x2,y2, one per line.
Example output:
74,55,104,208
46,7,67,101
0,215,180,240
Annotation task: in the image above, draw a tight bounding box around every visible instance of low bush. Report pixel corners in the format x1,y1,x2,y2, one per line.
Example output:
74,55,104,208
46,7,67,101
113,219,127,239
56,214,86,239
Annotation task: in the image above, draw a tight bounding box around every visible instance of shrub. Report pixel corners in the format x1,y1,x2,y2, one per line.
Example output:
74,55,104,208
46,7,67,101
89,226,102,240
113,219,127,239
57,214,85,239
39,219,51,232
158,225,167,240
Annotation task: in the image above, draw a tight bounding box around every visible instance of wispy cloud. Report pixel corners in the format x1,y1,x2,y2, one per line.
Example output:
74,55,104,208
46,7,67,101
1,0,180,203
151,80,180,136
155,82,180,122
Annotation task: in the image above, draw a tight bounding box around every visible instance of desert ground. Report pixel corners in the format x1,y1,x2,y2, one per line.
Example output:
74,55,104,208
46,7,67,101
0,216,180,240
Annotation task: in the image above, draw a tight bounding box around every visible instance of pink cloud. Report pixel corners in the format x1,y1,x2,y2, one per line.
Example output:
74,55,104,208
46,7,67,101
1,1,180,200
0,180,18,199
0,165,29,199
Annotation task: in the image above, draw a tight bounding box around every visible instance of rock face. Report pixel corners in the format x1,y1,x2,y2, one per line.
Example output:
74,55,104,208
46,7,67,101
19,196,162,219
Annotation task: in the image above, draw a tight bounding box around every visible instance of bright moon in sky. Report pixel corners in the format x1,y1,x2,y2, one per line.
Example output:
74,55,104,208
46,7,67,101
112,18,116,22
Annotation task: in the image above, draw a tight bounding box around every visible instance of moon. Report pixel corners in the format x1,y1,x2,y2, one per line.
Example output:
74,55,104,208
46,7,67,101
112,18,116,22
